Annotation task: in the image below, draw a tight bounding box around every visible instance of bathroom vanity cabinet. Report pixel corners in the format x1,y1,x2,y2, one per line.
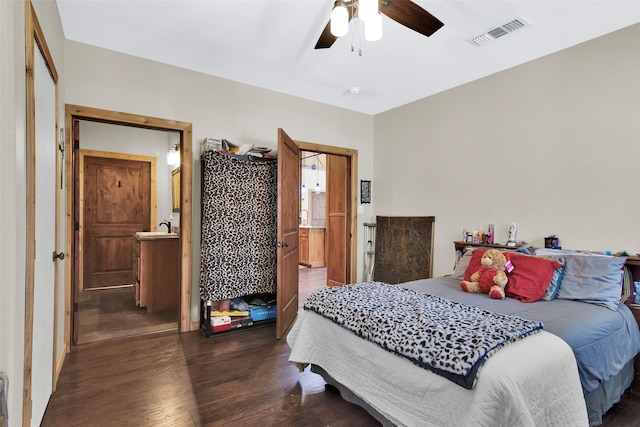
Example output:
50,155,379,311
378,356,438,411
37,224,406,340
133,232,180,313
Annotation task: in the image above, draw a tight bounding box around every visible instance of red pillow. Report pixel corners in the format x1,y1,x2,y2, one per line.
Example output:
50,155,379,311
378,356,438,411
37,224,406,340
463,249,486,281
505,253,562,302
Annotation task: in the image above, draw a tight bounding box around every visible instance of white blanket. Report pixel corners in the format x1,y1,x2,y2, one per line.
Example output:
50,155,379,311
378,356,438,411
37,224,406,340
288,310,589,427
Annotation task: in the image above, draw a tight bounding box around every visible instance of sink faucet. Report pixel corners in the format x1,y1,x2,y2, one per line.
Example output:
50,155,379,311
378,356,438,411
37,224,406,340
159,220,172,233
300,209,308,225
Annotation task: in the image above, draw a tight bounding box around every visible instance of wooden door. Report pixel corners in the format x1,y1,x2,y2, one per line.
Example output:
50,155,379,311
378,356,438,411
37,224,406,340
83,155,151,289
72,121,80,344
326,154,350,287
276,128,300,339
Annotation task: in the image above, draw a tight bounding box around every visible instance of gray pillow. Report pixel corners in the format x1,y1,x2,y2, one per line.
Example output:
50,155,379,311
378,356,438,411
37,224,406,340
537,255,566,301
451,249,475,280
556,255,626,310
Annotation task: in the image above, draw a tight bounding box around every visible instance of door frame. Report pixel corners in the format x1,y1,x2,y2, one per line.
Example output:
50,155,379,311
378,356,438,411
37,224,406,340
24,2,60,424
295,140,358,286
64,105,194,349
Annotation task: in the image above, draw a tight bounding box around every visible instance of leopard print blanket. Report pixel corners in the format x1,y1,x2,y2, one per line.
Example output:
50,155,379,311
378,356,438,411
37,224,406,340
303,282,543,389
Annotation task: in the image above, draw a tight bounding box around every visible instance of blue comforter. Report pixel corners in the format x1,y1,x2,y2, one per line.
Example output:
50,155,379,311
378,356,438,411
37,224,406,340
403,277,640,394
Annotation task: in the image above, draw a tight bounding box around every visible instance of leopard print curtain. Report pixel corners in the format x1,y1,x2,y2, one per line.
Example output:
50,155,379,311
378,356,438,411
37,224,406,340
199,150,278,302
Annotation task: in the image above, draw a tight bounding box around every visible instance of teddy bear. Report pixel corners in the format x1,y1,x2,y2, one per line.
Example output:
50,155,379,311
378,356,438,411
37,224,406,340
460,249,509,299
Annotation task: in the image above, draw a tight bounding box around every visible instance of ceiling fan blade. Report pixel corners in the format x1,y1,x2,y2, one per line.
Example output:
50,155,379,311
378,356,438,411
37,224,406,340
315,20,338,49
380,0,444,38
314,0,355,49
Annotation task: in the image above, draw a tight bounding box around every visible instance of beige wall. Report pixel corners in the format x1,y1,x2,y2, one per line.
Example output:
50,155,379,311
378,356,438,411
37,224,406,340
0,2,27,424
64,40,375,320
374,22,640,277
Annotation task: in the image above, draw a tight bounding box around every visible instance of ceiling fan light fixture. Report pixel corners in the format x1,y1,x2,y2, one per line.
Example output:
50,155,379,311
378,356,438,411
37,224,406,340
364,12,383,41
358,0,378,21
330,2,349,37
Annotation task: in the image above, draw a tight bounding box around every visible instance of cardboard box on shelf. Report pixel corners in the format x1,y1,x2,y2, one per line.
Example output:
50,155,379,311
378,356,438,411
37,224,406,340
249,305,277,322
210,315,231,333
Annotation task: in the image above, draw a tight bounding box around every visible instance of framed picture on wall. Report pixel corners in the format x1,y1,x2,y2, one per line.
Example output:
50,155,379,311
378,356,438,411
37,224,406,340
360,180,371,204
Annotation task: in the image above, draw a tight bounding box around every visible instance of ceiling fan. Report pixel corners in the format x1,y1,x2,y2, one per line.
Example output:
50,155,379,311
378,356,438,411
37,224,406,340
315,0,444,49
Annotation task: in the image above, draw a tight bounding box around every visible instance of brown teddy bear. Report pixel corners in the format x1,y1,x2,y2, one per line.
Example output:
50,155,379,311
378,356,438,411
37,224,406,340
460,249,508,299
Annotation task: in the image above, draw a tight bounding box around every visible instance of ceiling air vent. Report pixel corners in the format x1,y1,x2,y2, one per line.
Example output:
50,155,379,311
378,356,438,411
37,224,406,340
468,18,529,47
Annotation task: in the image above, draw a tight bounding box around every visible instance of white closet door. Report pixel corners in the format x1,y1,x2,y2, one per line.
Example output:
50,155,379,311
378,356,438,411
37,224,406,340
31,41,56,427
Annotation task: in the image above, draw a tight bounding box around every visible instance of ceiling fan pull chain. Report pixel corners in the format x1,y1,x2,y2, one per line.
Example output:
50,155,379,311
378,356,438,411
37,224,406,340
350,10,355,53
358,19,363,56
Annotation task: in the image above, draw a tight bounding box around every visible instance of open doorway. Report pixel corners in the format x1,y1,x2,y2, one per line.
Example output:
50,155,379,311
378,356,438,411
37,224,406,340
74,121,180,344
298,151,327,306
65,104,193,348
295,142,357,306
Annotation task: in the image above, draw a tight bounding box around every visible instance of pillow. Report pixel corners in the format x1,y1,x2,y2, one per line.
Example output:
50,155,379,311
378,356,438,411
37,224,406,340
537,255,566,301
504,252,563,303
556,255,626,310
451,248,479,280
621,266,635,307
535,248,604,257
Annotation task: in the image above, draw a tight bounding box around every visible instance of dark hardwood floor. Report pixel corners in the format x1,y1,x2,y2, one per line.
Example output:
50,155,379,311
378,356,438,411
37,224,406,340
77,265,322,345
42,269,640,426
77,286,178,344
42,325,378,427
41,320,640,427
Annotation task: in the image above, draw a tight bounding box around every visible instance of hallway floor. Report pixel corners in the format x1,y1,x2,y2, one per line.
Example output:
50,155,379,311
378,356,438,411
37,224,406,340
77,286,178,344
298,265,327,307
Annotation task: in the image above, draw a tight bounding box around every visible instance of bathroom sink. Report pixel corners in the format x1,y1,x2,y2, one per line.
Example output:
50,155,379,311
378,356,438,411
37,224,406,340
135,231,178,239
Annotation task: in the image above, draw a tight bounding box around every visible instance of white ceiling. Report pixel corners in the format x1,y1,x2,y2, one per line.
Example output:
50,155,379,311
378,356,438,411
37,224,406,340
56,0,640,115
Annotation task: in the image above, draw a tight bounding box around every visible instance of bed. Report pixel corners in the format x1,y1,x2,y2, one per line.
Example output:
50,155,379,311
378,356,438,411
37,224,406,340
287,248,640,427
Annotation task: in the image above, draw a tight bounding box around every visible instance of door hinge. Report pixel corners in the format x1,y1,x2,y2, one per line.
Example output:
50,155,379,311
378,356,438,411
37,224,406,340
74,221,79,231
73,302,78,313
74,138,79,150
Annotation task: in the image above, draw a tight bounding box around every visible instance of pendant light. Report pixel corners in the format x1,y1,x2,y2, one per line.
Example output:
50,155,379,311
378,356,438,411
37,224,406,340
314,160,321,194
301,155,307,194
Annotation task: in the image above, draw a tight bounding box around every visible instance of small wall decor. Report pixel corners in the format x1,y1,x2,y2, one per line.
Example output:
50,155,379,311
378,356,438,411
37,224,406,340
360,180,371,204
